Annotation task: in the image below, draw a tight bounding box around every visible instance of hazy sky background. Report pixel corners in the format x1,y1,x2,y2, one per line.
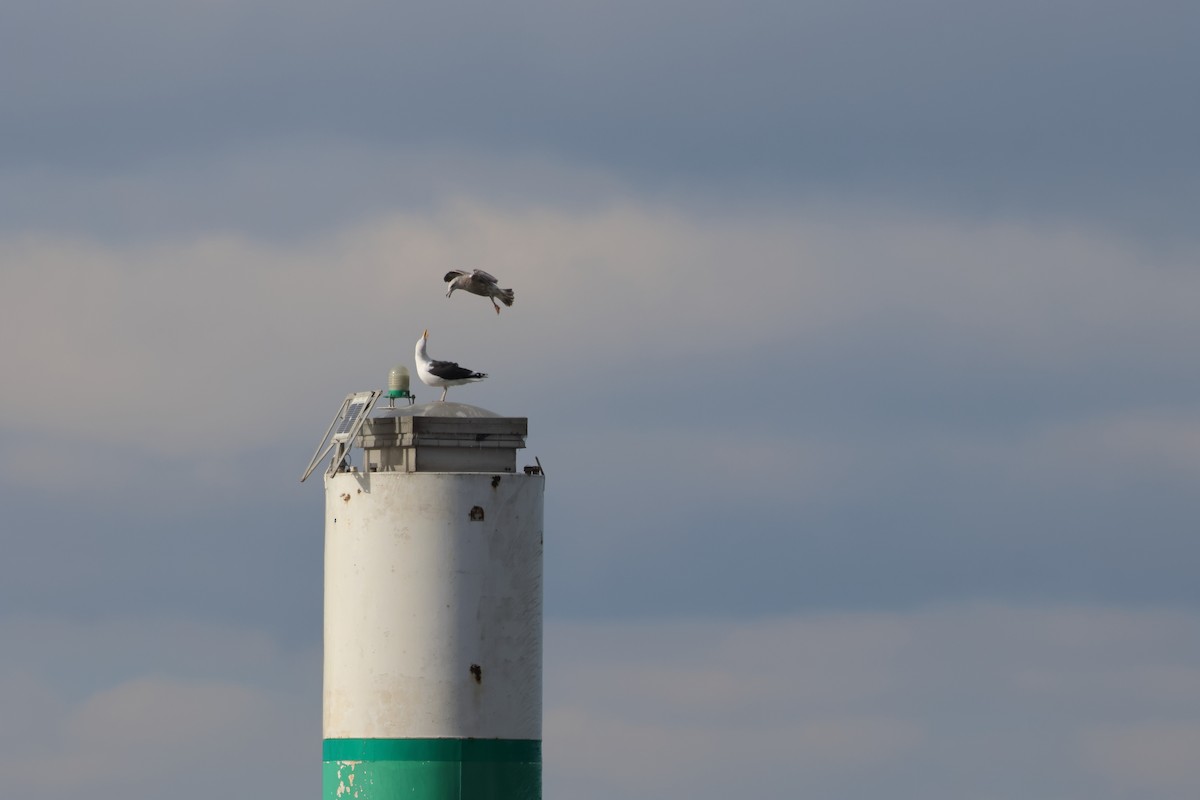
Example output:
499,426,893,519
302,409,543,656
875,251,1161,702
2,1,1199,797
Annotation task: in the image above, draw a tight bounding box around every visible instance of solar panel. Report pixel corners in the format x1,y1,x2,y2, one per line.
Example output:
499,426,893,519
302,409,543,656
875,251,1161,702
300,390,382,482
334,400,369,440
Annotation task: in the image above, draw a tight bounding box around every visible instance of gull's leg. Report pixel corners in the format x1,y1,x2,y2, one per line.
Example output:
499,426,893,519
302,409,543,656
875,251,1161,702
492,298,501,314
440,387,448,402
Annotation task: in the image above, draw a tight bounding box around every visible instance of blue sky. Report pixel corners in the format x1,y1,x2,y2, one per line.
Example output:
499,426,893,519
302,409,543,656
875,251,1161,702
2,1,1200,797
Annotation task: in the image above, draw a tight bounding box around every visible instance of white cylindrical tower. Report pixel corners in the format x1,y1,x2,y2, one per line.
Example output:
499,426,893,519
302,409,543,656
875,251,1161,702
316,401,544,799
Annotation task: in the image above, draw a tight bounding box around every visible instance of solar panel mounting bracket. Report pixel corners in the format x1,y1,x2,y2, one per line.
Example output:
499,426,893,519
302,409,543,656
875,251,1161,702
300,390,382,483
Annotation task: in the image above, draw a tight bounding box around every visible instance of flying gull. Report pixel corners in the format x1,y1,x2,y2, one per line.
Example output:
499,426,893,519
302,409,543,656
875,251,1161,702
415,329,488,401
444,269,515,314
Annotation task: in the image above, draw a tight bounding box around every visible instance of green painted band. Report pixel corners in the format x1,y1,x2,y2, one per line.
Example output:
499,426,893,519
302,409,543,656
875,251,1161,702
323,755,541,799
323,738,541,763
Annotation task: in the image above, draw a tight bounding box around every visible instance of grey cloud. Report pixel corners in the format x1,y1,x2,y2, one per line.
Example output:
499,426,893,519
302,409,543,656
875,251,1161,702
4,6,1198,795
0,145,627,242
3,0,1197,235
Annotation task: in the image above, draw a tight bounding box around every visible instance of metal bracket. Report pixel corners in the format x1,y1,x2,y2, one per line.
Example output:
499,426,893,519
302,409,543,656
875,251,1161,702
300,390,382,482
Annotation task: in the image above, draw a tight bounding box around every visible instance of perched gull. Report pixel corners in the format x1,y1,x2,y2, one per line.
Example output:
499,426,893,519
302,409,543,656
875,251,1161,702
415,329,488,401
444,269,515,314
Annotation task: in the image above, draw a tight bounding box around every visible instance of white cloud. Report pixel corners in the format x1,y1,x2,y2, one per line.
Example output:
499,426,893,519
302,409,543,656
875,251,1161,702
1081,721,1200,795
547,707,922,796
0,615,316,799
35,678,268,789
4,605,1199,799
2,196,1198,536
5,200,1195,443
544,605,1200,800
